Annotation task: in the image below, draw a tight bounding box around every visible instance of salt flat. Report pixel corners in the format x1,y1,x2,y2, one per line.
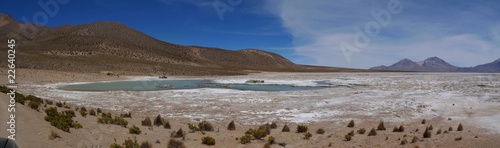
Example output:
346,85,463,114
19,72,500,133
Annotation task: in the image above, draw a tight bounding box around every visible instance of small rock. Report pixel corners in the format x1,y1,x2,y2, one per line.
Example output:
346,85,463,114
448,118,452,120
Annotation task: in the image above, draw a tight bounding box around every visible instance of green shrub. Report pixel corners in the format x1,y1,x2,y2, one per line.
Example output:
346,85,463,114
120,112,131,118
304,132,312,140
164,121,171,129
28,101,40,111
46,100,53,105
377,122,386,130
44,107,76,133
14,92,26,105
167,138,186,148
142,117,152,126
110,143,123,148
198,121,214,131
201,136,215,145
228,120,236,130
282,124,290,132
97,108,102,114
97,113,128,127
297,125,308,133
347,120,355,127
423,127,431,138
270,122,278,129
80,107,87,112
26,95,44,104
240,135,252,144
345,134,352,141
74,121,83,129
188,123,199,132
259,124,271,135
316,128,325,134
123,137,140,148
63,110,76,117
252,129,268,139
268,136,275,144
64,105,71,109
368,128,377,136
89,109,96,116
80,111,87,117
455,136,462,141
129,125,141,134
357,128,366,134
457,123,463,131
154,115,164,126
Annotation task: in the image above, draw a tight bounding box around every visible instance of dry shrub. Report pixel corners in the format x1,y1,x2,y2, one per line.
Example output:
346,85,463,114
163,121,171,129
48,130,61,140
377,122,386,130
429,124,433,130
297,125,308,133
357,128,366,134
201,136,215,145
457,123,463,131
368,128,377,136
423,127,431,138
154,114,164,126
400,138,408,145
421,119,426,124
228,120,236,130
316,128,325,134
304,132,312,140
347,120,355,127
167,138,186,148
142,117,152,126
344,134,352,141
437,129,442,134
282,124,290,132
270,122,278,129
140,141,152,148
411,136,419,143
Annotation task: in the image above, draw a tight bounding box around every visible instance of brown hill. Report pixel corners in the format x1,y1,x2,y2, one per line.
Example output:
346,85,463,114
0,13,369,75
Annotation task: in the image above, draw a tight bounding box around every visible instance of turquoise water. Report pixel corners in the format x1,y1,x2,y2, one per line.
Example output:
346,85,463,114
60,80,332,91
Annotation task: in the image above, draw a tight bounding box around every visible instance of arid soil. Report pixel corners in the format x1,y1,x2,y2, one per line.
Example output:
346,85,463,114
1,69,500,148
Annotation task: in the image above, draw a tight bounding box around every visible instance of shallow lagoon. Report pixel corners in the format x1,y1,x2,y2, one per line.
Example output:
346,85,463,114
60,80,335,91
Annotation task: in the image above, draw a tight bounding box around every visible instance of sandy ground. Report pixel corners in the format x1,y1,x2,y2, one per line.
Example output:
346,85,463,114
1,69,500,147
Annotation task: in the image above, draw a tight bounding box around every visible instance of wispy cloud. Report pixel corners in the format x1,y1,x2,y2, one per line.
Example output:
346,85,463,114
266,0,500,68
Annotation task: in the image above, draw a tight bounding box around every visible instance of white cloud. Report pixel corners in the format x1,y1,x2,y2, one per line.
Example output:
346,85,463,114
268,0,500,68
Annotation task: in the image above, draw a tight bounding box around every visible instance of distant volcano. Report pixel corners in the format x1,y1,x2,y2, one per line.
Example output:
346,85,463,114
370,57,500,72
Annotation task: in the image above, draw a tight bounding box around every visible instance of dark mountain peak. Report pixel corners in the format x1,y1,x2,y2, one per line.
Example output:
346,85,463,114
391,58,417,67
424,56,444,62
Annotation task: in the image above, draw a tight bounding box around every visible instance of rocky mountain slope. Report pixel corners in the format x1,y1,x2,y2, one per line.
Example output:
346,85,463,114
0,13,367,75
370,57,500,72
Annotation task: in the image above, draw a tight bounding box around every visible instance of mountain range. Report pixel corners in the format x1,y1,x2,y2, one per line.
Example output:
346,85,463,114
0,13,368,75
370,57,500,72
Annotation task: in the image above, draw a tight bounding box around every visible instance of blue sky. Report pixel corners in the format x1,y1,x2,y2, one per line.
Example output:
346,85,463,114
1,0,499,69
